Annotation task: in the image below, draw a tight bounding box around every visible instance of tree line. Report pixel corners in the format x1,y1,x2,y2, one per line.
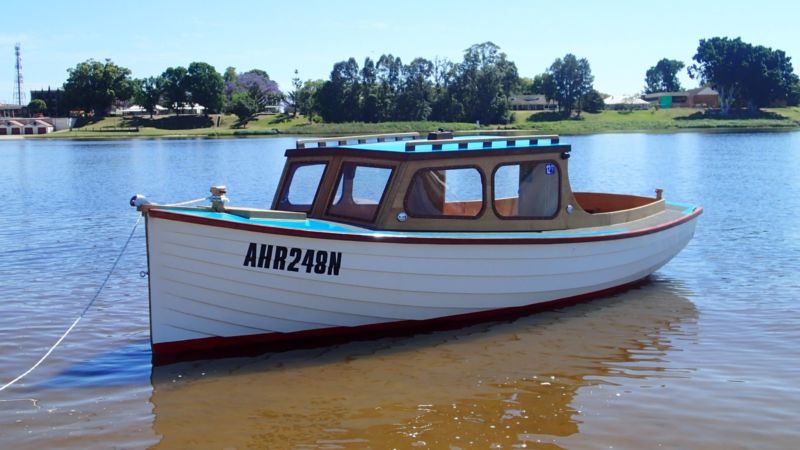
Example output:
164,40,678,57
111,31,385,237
59,59,284,121
46,36,800,123
296,42,608,124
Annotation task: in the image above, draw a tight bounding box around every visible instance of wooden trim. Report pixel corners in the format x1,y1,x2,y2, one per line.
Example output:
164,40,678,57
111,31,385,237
151,276,649,365
147,206,702,245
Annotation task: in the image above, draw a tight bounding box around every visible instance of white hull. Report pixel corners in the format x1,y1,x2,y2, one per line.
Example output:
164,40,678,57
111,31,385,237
145,212,698,360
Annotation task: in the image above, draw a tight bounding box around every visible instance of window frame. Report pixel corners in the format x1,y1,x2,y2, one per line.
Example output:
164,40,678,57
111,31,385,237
325,161,396,224
275,161,329,213
491,160,562,220
402,165,487,220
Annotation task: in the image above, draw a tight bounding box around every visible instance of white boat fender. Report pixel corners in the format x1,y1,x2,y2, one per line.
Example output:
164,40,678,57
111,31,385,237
130,194,151,207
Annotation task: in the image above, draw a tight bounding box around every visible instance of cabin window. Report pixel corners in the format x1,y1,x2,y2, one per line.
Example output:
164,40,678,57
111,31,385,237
493,162,560,219
276,162,327,212
405,167,484,218
328,163,393,222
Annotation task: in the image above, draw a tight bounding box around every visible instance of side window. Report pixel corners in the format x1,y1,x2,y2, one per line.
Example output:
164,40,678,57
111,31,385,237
405,167,484,218
494,162,560,218
276,162,327,212
328,163,393,222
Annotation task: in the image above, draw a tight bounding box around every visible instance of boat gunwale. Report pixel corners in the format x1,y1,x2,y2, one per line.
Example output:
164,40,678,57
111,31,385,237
146,206,703,245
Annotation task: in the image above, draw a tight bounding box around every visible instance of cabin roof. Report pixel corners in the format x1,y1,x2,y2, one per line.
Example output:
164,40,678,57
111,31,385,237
340,135,560,152
287,134,568,160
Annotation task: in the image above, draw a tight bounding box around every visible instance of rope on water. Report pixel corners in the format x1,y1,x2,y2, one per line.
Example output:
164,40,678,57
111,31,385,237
0,215,143,393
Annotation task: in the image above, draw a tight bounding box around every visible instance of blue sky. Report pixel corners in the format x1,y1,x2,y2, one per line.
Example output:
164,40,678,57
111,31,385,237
2,0,798,103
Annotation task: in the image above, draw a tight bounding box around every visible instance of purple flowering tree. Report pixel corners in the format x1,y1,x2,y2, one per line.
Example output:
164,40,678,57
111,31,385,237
224,69,283,112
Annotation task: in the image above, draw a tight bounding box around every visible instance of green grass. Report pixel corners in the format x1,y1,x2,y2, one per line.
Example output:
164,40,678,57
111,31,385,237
39,107,800,140
512,108,800,134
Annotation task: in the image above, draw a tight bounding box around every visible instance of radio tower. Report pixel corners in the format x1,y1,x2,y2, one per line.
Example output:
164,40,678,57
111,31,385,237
13,43,25,106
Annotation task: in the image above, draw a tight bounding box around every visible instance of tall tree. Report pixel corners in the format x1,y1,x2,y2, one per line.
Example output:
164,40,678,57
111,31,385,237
739,46,798,110
540,73,556,103
689,37,798,114
229,92,258,126
376,54,403,120
63,59,133,115
223,66,237,84
134,76,164,118
644,58,685,93
161,66,189,113
317,58,361,122
397,58,434,120
430,57,461,121
360,57,379,122
236,70,282,110
297,79,323,122
547,54,594,116
449,42,519,123
27,99,47,115
688,37,749,115
185,62,224,114
288,69,302,117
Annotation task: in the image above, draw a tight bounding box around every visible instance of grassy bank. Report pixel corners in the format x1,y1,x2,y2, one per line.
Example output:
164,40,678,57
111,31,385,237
37,107,800,139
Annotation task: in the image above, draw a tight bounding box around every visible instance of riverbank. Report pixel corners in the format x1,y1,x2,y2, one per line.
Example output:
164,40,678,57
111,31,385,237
26,107,800,139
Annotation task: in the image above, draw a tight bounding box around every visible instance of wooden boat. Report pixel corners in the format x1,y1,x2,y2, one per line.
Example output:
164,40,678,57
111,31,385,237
132,132,702,365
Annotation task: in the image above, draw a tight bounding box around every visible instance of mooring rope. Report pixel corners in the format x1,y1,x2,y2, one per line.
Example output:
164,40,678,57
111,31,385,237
166,196,208,206
0,215,142,393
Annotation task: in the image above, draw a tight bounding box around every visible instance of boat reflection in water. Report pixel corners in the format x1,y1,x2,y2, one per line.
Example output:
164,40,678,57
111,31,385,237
149,278,697,449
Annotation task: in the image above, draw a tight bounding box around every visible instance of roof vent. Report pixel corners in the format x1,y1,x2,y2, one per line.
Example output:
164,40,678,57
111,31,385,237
427,129,453,140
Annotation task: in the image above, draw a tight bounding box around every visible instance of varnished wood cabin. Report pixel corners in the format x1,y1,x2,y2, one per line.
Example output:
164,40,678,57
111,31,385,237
270,132,665,232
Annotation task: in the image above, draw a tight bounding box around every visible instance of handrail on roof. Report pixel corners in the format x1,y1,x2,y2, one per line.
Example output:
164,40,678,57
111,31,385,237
404,134,560,151
296,132,420,149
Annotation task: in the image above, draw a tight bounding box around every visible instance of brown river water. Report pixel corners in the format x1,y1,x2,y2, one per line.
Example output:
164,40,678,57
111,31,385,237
1,133,799,449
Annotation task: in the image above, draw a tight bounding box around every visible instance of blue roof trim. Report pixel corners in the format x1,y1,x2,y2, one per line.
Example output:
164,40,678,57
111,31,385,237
339,136,561,153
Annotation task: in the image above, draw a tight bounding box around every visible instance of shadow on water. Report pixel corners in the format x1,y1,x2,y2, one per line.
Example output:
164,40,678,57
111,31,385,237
146,277,698,449
36,341,152,389
127,115,213,130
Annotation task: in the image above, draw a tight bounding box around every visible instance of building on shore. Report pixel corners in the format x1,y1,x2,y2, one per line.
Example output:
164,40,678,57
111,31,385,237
604,95,651,110
0,118,55,135
113,105,169,116
509,94,557,111
642,87,720,108
30,88,68,117
0,103,25,118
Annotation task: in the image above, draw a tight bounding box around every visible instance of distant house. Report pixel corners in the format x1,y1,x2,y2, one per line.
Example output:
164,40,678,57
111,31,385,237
173,103,206,115
642,87,720,108
510,94,557,111
32,119,54,134
30,88,67,117
116,105,168,116
0,119,25,135
0,118,54,135
604,95,651,110
0,103,25,118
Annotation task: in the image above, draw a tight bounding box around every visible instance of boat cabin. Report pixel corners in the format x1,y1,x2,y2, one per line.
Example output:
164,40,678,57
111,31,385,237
272,132,665,232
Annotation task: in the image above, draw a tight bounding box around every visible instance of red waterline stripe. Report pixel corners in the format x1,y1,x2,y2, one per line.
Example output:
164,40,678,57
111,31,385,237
152,278,649,366
147,207,702,245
